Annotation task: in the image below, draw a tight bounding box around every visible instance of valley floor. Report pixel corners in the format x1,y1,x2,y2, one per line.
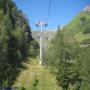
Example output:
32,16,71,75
13,58,61,90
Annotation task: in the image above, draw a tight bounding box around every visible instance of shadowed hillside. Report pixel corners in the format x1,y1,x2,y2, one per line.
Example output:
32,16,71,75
31,30,56,50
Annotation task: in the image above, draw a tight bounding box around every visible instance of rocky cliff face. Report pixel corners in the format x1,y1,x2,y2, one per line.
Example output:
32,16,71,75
31,30,56,50
83,5,90,11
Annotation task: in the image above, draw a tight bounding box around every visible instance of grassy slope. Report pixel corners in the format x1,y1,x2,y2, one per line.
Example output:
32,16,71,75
13,58,61,90
67,11,90,31
66,11,90,43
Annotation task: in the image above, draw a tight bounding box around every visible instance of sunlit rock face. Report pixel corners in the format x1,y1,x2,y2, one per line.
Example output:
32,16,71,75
84,5,90,11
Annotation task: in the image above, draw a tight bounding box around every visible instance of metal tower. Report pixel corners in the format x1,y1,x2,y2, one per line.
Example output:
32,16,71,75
36,21,47,65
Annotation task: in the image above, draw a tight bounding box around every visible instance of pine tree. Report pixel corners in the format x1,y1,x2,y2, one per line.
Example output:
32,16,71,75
78,46,90,90
0,0,38,86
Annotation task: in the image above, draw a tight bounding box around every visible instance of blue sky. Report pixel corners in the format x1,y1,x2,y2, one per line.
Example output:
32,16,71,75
13,0,90,30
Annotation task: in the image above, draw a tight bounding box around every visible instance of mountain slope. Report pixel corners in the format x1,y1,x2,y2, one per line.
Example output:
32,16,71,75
31,30,56,50
67,11,90,31
65,10,90,45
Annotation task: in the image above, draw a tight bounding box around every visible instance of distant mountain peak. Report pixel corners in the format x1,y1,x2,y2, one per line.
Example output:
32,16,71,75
83,5,90,11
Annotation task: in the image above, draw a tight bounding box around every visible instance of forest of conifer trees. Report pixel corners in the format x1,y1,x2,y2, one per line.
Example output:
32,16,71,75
45,13,90,89
0,0,39,86
0,0,90,90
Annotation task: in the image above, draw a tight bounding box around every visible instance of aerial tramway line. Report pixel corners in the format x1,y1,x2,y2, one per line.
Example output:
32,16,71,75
30,0,52,65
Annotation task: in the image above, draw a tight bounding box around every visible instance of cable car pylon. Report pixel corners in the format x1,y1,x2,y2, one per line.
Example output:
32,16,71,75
36,21,48,65
33,0,52,65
